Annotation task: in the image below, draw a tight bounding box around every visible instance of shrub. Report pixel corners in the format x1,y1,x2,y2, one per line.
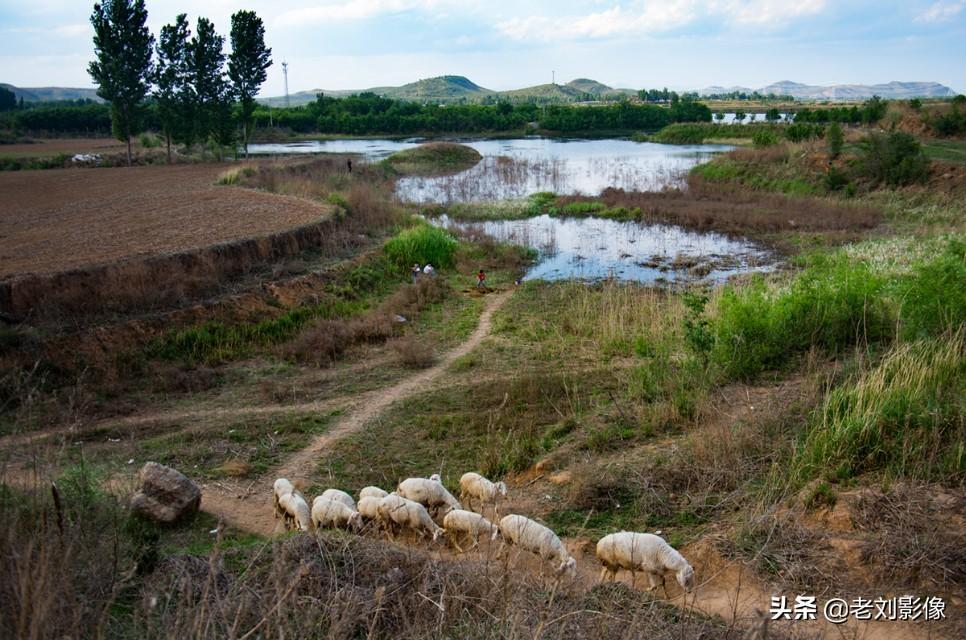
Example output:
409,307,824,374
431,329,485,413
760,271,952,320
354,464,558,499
784,123,824,143
824,166,850,192
896,239,966,340
712,254,891,380
752,128,780,148
383,224,458,270
826,122,843,159
389,335,435,368
858,132,929,186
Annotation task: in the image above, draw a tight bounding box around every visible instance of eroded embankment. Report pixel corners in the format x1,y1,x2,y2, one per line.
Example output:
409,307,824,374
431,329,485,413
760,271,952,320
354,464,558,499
0,213,352,319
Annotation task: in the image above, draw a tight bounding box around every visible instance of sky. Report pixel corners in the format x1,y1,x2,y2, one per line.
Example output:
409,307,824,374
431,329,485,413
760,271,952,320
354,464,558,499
1,0,964,95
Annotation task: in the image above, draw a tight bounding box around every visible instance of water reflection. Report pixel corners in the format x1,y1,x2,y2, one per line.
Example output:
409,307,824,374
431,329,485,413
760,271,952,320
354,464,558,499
248,137,731,203
435,214,774,284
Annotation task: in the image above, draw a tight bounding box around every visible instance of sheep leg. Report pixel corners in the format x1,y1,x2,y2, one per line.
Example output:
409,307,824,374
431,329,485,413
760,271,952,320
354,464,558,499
631,569,637,588
450,532,465,553
646,572,660,592
598,566,609,583
661,575,669,599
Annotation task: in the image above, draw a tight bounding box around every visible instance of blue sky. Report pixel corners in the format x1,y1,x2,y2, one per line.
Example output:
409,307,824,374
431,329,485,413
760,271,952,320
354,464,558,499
1,1,964,95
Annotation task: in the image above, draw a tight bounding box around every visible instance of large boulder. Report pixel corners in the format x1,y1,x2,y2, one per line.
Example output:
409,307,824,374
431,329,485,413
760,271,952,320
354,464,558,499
131,462,201,523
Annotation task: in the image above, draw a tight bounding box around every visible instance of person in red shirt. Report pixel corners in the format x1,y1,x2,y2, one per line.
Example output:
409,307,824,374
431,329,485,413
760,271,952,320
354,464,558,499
476,270,486,288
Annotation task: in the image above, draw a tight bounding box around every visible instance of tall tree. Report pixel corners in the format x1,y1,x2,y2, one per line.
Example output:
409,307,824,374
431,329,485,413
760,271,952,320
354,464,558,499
228,10,272,157
188,17,231,147
155,14,191,162
88,0,154,166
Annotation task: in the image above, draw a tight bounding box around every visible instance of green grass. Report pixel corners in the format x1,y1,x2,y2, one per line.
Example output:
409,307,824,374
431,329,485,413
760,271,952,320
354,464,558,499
921,138,966,164
383,142,482,175
383,223,459,269
710,253,892,380
791,333,964,484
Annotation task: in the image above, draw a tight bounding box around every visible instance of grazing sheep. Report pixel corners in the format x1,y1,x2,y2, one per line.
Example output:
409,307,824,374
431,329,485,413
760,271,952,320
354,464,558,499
320,488,356,510
498,515,576,578
278,491,312,532
273,477,306,526
359,486,388,500
596,532,694,595
397,477,462,515
311,497,362,532
443,509,500,552
459,472,507,514
378,494,444,542
357,496,384,522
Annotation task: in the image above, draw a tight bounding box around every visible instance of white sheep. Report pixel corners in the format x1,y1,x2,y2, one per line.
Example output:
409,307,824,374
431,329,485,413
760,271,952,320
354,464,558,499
442,509,500,552
596,532,694,595
498,514,576,578
397,477,462,516
356,496,384,521
378,494,444,542
311,496,363,532
273,477,306,526
429,473,442,482
320,488,356,510
359,486,388,500
278,491,312,532
459,472,507,514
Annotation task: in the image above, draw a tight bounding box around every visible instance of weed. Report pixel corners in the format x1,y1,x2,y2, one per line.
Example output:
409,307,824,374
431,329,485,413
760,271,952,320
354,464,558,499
383,224,458,269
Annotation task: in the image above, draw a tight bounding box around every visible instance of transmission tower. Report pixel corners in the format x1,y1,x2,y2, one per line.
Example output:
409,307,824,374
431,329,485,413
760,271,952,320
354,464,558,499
282,61,290,107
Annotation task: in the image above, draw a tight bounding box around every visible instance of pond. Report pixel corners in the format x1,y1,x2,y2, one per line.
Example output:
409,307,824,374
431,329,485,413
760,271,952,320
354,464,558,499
249,137,730,203
435,214,775,284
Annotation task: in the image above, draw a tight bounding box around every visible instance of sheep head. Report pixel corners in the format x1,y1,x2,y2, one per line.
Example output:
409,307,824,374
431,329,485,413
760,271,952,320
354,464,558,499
556,557,577,578
677,564,695,593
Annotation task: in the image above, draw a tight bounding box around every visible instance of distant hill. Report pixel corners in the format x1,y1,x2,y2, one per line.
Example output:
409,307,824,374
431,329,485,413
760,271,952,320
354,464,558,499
1,83,104,103
699,80,957,101
261,75,638,106
262,75,494,107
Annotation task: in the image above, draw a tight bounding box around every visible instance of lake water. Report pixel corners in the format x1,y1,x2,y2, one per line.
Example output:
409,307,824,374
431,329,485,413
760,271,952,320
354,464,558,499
250,137,730,203
435,214,774,284
250,137,774,284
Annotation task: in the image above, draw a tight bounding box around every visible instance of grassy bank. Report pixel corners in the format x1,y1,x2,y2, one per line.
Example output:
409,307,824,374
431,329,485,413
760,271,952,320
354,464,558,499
383,142,482,175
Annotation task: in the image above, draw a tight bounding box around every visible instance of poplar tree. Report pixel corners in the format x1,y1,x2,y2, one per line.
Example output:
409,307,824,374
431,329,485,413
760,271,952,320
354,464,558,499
188,17,231,147
88,0,154,166
155,14,191,162
229,10,272,157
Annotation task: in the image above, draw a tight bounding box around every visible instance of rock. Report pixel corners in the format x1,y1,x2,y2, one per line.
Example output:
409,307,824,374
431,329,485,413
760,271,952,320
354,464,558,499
131,462,201,523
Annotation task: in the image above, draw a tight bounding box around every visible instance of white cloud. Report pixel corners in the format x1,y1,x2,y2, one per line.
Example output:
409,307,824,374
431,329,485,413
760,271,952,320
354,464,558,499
915,1,966,23
274,0,463,27
53,24,90,38
497,0,829,42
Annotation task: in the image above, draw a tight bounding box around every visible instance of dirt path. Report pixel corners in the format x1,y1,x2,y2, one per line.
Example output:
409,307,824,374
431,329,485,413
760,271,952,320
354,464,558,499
198,290,511,536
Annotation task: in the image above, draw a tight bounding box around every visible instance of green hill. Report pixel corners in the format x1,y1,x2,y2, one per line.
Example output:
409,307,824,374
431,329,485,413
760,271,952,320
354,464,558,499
261,76,637,106
0,83,103,103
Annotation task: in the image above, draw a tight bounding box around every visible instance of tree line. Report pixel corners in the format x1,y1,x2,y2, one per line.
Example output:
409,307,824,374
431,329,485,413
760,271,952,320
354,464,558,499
87,0,271,164
254,93,712,135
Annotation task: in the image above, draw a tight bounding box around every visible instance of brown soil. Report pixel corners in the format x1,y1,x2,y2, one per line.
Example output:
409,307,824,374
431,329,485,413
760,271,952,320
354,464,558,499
0,163,330,277
0,137,131,157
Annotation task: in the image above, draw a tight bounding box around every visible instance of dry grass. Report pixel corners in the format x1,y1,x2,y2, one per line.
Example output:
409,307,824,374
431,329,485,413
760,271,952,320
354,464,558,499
283,278,451,367
852,486,966,590
560,178,882,237
0,475,772,640
389,335,436,368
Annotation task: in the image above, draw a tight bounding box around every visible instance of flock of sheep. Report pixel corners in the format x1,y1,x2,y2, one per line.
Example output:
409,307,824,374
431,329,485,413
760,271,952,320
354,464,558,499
273,471,694,594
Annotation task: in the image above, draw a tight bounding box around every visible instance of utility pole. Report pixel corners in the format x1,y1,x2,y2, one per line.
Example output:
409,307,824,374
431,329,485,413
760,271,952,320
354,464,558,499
282,61,290,108
552,70,555,85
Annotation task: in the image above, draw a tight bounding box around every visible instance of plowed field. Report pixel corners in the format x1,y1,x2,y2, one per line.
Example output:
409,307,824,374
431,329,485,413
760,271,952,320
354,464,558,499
0,163,331,277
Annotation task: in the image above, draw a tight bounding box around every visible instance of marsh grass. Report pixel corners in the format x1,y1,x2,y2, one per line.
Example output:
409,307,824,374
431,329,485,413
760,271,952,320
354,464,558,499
383,224,459,269
791,331,965,484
